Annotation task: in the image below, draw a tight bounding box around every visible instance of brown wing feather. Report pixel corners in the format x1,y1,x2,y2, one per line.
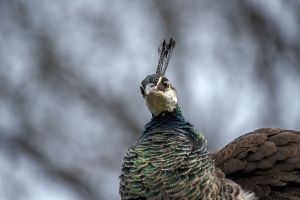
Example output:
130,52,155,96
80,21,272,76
212,128,300,199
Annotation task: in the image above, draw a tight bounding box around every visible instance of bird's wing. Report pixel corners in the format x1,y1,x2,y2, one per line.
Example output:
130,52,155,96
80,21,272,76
212,128,300,199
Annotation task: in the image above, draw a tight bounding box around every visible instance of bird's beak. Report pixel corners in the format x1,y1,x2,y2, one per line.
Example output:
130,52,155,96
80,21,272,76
144,77,163,96
144,83,156,96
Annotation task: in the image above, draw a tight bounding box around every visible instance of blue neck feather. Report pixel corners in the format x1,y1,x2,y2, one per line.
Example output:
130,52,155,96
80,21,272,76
142,105,205,144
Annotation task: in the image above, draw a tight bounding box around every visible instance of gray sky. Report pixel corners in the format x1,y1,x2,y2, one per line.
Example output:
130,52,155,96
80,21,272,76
0,0,300,199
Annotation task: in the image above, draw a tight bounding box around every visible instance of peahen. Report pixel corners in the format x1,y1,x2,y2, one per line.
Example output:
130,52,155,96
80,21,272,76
119,38,300,200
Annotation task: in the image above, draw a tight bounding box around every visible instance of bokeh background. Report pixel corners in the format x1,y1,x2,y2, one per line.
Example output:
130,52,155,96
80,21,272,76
1,0,300,199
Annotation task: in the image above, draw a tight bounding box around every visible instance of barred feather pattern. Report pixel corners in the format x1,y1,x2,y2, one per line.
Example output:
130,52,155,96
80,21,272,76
119,106,255,200
212,128,300,200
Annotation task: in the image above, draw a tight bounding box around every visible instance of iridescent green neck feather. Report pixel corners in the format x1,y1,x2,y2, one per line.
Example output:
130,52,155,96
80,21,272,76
142,105,205,145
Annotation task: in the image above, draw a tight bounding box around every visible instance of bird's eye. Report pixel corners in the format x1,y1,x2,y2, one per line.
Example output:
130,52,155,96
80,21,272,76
163,81,169,87
140,86,145,96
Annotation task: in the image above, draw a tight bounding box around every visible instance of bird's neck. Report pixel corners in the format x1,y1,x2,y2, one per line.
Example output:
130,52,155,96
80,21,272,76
142,105,205,144
143,104,189,131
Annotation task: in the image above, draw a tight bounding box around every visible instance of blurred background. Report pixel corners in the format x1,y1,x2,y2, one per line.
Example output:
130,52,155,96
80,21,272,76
1,0,300,199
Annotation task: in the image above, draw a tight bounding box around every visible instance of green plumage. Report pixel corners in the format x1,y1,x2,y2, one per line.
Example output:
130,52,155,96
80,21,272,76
119,106,213,200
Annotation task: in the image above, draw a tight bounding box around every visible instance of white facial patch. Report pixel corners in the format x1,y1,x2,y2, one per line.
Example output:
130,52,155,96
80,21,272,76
156,77,163,87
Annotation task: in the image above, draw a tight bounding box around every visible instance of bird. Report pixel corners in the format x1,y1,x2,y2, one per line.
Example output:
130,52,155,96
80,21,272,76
119,38,300,200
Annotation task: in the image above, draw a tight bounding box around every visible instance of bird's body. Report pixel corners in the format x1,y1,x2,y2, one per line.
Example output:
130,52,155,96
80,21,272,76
119,39,300,200
119,105,256,199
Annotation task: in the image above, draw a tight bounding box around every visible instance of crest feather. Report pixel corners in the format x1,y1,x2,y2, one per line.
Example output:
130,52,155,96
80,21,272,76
156,38,176,76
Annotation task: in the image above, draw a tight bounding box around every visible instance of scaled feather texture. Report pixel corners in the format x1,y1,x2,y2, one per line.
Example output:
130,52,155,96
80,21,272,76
119,39,300,200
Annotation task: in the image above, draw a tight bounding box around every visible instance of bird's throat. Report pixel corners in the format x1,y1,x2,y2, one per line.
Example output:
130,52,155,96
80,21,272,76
145,89,177,116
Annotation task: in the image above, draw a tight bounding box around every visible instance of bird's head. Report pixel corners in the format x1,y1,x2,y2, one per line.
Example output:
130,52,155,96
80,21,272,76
140,74,177,116
140,39,177,116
